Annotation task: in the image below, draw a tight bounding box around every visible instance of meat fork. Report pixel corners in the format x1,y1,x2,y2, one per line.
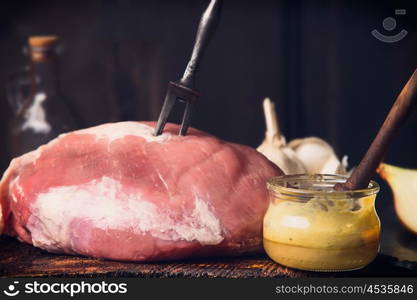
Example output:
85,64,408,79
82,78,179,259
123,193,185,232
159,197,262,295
154,0,223,136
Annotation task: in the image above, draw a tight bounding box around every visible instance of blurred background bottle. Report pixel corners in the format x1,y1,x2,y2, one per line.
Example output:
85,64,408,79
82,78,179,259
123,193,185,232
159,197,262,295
6,36,82,157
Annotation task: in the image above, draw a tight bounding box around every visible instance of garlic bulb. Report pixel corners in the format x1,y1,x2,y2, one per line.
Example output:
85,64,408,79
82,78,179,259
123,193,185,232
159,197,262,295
257,98,348,175
288,137,347,175
257,98,306,174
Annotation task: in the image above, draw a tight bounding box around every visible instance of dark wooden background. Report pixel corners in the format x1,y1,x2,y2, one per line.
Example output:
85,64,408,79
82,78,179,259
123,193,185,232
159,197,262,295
0,0,416,216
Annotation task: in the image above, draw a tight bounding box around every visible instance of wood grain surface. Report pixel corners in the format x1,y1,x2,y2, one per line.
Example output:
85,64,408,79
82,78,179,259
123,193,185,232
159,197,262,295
1,236,416,278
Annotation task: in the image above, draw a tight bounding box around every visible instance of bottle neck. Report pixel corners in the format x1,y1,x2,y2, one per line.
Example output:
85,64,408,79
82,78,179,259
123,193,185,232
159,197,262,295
30,57,60,96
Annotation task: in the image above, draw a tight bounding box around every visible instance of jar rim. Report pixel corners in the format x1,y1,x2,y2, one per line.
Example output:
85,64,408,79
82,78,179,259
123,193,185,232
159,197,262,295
267,174,380,198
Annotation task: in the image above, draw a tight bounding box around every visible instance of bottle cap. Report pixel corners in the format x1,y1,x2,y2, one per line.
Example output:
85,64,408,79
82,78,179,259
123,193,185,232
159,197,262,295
28,36,59,62
28,36,59,49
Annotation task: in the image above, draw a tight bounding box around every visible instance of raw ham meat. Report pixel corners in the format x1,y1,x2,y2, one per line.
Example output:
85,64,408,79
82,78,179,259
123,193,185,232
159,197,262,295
0,121,282,261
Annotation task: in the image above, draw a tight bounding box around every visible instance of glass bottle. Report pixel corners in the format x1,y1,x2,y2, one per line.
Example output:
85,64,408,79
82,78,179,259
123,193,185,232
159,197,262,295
263,174,380,271
7,36,81,157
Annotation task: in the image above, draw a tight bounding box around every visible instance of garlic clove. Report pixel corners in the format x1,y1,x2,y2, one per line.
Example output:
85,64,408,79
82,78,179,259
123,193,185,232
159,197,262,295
257,98,348,175
288,137,347,175
257,98,306,174
320,153,348,175
280,147,307,174
258,142,306,174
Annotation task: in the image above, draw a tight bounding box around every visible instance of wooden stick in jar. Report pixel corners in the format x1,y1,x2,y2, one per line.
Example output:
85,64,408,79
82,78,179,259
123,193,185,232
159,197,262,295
335,69,417,191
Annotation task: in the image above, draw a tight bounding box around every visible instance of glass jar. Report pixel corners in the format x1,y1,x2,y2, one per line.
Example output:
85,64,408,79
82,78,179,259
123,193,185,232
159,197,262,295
6,36,82,157
263,174,380,272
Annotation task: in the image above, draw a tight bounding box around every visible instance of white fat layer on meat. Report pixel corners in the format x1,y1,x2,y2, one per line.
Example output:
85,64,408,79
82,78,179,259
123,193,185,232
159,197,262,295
27,176,223,251
21,92,52,134
75,122,172,143
1,122,170,183
0,148,44,233
10,176,24,203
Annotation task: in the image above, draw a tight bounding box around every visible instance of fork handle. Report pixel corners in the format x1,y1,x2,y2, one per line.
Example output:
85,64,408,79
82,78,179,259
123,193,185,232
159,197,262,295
180,0,222,88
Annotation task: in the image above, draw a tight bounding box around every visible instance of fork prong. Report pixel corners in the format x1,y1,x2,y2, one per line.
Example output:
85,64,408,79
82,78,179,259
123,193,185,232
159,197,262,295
154,89,177,136
179,101,194,136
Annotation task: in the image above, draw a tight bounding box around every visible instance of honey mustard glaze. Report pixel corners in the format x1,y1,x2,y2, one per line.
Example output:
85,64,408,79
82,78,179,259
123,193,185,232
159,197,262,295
263,174,380,271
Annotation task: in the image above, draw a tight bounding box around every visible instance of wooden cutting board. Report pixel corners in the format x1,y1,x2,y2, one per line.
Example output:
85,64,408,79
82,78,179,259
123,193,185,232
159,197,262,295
1,236,416,278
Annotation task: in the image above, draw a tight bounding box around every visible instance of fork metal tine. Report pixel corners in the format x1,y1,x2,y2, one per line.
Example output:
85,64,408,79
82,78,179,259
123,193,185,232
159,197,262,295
154,81,200,136
153,0,221,136
179,101,194,136
154,87,177,136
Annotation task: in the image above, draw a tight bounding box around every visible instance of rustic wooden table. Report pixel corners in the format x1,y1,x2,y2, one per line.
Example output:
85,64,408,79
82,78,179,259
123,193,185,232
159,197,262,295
1,194,417,278
1,236,416,278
